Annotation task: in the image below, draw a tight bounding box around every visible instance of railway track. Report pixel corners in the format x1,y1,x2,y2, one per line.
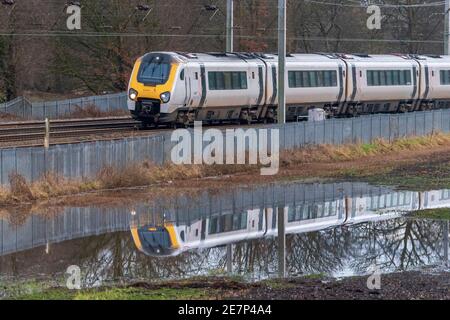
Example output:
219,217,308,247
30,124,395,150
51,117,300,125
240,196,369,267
0,117,141,142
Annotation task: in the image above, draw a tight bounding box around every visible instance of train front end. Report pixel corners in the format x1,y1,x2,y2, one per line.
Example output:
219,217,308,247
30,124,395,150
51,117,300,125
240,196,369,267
127,52,180,125
130,223,183,257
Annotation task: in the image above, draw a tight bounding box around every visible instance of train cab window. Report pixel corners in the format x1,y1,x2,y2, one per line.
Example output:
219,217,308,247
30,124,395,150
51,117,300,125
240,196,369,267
180,69,185,81
288,70,337,88
440,70,450,85
208,71,248,90
137,56,171,85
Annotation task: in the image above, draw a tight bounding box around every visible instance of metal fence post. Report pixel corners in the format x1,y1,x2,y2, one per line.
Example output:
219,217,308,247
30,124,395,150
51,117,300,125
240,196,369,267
44,118,50,149
22,97,26,119
162,135,165,165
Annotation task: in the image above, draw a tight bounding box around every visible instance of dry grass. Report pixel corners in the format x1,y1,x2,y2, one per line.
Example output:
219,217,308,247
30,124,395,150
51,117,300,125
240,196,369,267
0,133,449,206
96,162,205,189
0,162,253,205
281,132,450,166
0,104,128,124
67,104,129,119
0,173,100,204
0,112,24,121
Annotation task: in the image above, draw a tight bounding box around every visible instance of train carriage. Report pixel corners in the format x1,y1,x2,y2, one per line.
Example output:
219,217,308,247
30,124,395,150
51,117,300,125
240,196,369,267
340,54,420,115
415,55,450,110
127,52,450,126
263,53,347,120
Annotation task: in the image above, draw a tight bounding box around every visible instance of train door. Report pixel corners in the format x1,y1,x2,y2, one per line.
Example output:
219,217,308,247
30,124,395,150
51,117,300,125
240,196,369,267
413,58,429,111
184,64,202,109
182,67,190,108
421,62,432,110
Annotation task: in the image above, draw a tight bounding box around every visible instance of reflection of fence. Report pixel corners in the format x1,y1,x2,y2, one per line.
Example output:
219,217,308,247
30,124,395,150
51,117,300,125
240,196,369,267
1,182,449,257
0,93,127,120
0,109,448,186
0,206,132,256
0,182,391,256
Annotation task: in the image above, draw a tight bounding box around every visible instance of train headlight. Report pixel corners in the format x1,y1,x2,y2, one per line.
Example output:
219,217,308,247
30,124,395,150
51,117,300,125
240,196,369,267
160,92,171,103
129,88,138,101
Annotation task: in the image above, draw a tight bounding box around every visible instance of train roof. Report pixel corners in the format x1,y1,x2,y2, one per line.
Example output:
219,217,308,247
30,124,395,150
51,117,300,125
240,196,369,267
171,52,348,62
159,51,450,64
410,54,450,65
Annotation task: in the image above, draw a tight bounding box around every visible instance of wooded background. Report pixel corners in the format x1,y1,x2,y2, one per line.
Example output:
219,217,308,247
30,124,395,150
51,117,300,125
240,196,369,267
0,0,445,102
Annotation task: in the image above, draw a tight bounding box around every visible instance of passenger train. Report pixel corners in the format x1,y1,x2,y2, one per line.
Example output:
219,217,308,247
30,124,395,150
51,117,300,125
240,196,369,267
127,52,450,126
130,189,450,257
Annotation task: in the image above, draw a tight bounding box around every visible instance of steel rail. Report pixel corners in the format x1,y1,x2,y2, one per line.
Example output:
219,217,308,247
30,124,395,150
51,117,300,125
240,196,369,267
0,117,140,142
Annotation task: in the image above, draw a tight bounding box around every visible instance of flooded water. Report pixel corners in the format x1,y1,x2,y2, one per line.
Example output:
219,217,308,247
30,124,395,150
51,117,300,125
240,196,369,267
0,182,449,285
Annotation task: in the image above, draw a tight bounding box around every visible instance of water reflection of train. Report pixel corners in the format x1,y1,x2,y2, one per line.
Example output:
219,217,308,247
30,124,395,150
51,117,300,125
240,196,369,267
131,189,450,257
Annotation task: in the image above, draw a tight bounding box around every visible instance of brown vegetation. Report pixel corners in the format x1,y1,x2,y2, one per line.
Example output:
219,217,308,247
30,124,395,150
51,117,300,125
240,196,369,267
67,104,129,119
282,133,450,165
0,112,24,121
0,0,446,100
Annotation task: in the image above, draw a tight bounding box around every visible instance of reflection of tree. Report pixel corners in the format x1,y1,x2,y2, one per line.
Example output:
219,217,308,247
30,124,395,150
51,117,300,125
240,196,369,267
232,239,278,278
287,228,353,275
230,218,445,278
78,219,445,284
73,233,228,285
349,219,444,274
3,218,444,283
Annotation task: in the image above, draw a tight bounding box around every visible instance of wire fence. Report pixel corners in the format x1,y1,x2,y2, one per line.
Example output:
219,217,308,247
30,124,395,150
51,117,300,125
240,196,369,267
0,109,448,186
0,93,128,120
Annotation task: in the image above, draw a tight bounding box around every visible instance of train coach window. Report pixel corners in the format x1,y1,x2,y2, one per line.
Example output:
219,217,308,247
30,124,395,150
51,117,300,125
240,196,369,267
302,72,310,87
208,71,248,90
180,69,185,81
440,70,450,85
288,70,337,88
367,70,412,86
393,71,400,85
399,71,405,84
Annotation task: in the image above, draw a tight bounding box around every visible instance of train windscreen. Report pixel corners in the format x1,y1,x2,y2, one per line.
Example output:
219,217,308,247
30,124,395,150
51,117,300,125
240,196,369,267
138,55,172,85
138,228,173,255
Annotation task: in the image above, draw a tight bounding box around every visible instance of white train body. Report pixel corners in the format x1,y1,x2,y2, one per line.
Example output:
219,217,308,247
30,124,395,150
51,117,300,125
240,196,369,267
127,52,450,124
